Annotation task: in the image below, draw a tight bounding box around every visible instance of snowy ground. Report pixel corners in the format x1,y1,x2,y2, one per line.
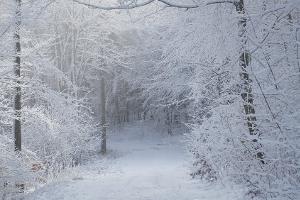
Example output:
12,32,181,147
25,122,244,200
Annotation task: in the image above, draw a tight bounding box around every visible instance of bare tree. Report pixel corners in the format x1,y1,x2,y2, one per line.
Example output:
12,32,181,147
235,1,258,136
100,77,107,154
14,0,22,151
72,0,264,160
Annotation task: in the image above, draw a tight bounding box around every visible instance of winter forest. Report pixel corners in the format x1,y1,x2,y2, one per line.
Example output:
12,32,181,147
0,0,299,199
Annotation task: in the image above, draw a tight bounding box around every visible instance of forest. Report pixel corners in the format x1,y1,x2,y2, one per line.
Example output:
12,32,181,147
0,0,299,200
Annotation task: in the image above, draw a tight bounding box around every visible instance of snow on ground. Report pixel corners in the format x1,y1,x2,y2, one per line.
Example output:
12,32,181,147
25,122,244,200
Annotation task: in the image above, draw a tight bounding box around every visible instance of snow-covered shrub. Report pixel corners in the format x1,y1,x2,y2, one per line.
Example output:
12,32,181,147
147,2,300,199
190,95,299,199
22,93,98,177
0,135,36,199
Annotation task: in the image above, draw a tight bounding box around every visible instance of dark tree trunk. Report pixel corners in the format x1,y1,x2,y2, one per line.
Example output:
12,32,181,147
297,27,300,72
235,0,264,162
14,0,22,151
100,77,107,154
235,0,257,136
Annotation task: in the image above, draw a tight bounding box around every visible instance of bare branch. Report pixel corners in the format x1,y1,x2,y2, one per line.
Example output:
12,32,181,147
0,24,12,38
206,0,236,6
158,0,198,8
72,0,199,10
72,0,155,10
71,0,241,10
252,72,283,134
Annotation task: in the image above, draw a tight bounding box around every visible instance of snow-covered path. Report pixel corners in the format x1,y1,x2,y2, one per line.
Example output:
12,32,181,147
25,123,243,200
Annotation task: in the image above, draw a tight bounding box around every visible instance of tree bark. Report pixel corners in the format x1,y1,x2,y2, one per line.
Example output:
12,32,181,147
235,0,264,162
235,0,257,136
296,27,300,73
14,0,22,151
100,77,107,154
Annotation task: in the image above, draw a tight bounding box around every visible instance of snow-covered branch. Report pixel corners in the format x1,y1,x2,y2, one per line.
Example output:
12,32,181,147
72,0,199,10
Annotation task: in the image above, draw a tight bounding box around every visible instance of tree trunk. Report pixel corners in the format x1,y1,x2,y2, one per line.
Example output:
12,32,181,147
100,77,107,154
235,0,257,135
14,0,22,151
235,0,264,162
296,27,300,72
